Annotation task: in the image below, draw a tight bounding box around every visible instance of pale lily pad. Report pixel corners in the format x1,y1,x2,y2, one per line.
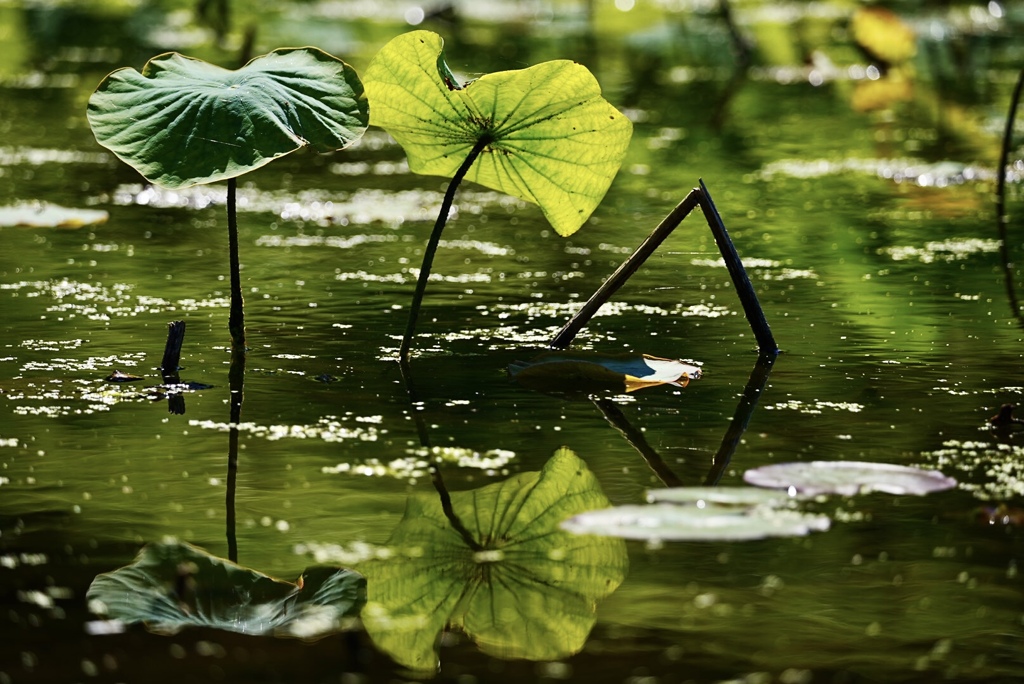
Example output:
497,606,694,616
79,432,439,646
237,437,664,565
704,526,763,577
359,447,627,671
0,202,108,228
87,48,368,188
646,486,803,508
743,461,957,497
86,539,365,639
363,30,631,236
561,503,830,542
509,351,702,394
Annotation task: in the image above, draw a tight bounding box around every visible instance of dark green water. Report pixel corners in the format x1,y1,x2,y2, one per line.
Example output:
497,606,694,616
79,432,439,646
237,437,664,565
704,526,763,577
2,2,1024,682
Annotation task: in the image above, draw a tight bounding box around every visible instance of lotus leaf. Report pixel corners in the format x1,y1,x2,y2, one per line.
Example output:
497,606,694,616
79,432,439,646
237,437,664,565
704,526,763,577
561,502,830,542
743,461,957,497
363,30,632,236
359,447,627,671
87,48,368,188
646,486,802,508
86,539,365,639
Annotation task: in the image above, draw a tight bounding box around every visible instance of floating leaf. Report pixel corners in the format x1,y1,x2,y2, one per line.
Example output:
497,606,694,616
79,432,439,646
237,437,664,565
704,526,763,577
646,486,802,508
359,447,627,671
87,48,368,188
509,351,702,394
86,539,365,639
561,503,830,542
0,202,108,228
363,30,632,236
743,461,956,497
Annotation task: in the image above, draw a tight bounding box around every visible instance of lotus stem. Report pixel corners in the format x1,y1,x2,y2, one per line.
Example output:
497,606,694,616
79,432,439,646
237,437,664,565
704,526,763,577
703,351,776,486
551,189,702,349
997,68,1024,326
697,179,777,354
226,344,245,564
399,136,490,360
226,177,245,353
550,180,778,355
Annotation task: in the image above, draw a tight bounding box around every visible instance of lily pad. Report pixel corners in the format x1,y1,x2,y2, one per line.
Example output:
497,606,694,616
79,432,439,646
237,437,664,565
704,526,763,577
363,30,632,237
743,461,957,497
86,539,365,639
87,48,368,188
646,486,803,508
561,503,830,542
359,447,627,671
509,351,702,394
0,202,108,228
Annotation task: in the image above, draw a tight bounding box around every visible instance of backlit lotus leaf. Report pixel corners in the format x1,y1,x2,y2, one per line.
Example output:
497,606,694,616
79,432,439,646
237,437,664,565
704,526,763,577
363,30,632,237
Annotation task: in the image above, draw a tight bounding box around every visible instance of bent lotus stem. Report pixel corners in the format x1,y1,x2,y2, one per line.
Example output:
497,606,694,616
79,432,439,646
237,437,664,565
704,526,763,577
997,68,1024,326
399,135,491,360
550,180,778,354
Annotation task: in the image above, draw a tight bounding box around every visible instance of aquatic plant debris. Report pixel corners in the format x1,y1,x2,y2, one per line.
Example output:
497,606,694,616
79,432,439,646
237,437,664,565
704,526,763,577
743,461,957,497
0,202,108,228
509,352,702,395
919,440,1024,501
86,539,365,639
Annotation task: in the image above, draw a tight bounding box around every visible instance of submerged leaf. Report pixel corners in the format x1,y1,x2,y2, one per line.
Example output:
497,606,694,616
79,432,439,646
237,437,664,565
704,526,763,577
743,461,956,497
86,539,365,639
509,351,702,394
363,30,632,236
87,48,368,188
359,448,627,671
561,503,830,542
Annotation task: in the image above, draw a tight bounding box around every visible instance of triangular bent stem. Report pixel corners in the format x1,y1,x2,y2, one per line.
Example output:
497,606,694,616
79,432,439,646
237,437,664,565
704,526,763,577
997,67,1024,327
399,136,491,361
551,189,702,348
697,179,777,353
226,177,246,353
550,181,778,354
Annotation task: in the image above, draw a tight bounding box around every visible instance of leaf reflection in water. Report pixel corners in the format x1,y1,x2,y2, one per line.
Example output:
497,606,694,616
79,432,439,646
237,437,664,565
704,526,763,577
360,447,627,672
86,539,365,639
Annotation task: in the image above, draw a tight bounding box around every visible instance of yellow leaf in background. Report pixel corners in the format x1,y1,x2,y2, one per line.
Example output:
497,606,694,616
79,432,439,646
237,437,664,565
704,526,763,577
852,7,917,66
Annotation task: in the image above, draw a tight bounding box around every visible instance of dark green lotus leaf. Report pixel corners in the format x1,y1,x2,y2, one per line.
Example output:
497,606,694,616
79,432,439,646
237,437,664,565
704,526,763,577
363,30,632,237
87,48,368,188
509,351,702,395
86,539,366,639
359,447,627,671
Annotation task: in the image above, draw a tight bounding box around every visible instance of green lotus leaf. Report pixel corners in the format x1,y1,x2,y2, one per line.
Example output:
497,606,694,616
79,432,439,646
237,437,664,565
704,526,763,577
86,539,366,639
363,30,632,237
87,48,368,188
360,447,628,671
